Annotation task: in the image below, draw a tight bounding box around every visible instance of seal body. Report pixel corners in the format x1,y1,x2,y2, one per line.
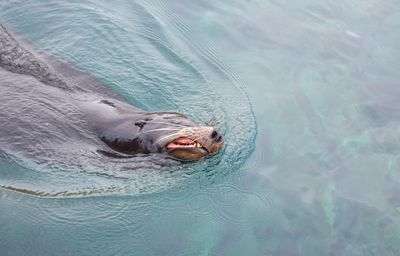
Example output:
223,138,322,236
0,24,223,162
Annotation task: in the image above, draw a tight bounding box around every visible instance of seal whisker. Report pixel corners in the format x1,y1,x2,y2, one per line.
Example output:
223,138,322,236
139,128,182,135
155,132,185,144
188,134,206,146
141,121,189,127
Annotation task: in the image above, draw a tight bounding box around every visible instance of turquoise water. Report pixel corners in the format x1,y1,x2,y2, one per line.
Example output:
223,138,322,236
1,0,400,255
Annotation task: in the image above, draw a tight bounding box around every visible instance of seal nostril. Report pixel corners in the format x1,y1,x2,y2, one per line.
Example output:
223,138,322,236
215,135,222,143
211,130,218,139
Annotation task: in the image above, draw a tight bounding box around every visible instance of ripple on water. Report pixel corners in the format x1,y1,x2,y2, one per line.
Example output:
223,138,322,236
0,0,256,197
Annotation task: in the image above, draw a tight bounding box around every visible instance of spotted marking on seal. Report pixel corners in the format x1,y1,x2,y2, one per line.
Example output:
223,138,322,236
135,121,146,131
100,99,116,107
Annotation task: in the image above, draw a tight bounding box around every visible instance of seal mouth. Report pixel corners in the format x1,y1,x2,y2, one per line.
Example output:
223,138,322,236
166,138,208,153
164,128,223,161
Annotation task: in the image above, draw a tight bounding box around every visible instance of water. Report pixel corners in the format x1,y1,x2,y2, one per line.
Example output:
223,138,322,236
1,0,400,255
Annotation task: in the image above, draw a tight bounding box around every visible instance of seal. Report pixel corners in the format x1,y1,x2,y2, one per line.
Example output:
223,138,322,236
0,23,223,163
79,99,224,161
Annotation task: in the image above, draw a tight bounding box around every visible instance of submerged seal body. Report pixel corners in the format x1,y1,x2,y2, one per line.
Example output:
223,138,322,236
79,99,223,161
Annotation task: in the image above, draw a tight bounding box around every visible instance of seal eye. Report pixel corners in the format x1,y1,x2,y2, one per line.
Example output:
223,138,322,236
211,130,218,139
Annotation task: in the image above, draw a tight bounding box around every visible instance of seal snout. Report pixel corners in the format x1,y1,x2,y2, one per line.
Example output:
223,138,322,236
211,129,222,143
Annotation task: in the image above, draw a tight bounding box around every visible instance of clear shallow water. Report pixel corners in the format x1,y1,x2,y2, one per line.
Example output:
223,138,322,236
1,0,400,255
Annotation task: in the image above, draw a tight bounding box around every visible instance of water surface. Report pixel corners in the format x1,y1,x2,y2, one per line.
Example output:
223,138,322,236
1,0,400,255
